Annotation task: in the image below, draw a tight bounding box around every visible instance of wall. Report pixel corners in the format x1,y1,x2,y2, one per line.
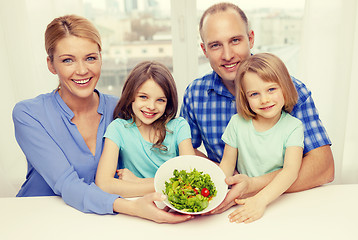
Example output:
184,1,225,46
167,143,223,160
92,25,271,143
299,0,358,184
1,0,357,197
0,0,83,196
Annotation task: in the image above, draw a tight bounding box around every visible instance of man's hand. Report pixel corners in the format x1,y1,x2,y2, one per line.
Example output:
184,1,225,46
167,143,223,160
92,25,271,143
210,174,251,214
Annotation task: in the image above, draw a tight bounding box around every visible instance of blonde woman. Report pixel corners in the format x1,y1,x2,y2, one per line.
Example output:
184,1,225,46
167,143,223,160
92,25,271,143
12,15,191,223
96,61,195,196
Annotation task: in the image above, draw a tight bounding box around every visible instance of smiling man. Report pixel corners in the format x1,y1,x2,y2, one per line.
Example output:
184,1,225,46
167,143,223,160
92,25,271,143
180,2,334,210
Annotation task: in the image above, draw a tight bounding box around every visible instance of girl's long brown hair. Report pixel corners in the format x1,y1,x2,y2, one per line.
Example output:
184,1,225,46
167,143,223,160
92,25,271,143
113,61,178,151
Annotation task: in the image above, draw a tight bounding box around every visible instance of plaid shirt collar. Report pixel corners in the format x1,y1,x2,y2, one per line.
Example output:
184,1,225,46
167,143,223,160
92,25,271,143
207,71,235,100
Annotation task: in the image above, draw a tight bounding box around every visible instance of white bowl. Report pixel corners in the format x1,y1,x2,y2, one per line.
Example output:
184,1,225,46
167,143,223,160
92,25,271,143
154,155,228,215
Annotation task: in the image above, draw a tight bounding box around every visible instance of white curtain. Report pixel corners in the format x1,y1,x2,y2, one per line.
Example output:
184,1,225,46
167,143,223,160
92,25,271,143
299,0,358,184
0,0,83,196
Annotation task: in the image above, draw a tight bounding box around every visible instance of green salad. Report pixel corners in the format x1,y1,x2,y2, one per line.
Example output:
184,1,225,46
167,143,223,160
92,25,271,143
164,168,217,213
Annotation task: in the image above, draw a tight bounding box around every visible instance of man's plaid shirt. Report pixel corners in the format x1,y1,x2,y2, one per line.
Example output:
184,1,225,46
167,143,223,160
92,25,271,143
180,71,331,163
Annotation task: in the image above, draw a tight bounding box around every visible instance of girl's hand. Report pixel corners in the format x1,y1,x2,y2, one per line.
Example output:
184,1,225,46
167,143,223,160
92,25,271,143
117,168,140,183
210,174,251,214
228,196,266,224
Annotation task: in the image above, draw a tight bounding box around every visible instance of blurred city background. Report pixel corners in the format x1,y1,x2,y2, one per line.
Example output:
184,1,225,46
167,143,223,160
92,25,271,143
83,0,304,96
4,0,357,196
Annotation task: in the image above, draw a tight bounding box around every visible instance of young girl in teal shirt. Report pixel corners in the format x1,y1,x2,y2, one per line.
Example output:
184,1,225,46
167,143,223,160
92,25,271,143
220,53,304,223
96,61,195,197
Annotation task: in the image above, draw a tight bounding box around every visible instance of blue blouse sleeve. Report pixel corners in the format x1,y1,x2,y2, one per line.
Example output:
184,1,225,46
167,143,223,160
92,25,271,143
12,101,119,214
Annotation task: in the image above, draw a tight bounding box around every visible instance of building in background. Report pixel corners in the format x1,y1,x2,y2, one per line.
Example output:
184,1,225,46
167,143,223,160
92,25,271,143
84,0,303,96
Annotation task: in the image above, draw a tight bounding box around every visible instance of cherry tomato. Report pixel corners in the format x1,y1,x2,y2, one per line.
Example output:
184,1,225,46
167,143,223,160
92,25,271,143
194,188,199,195
201,188,210,197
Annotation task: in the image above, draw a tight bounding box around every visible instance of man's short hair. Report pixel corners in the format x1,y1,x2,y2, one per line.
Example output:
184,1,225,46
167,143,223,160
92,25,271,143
199,2,249,41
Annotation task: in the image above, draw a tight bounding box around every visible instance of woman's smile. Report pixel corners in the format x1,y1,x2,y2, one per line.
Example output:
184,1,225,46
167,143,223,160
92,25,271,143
72,77,92,85
48,35,102,101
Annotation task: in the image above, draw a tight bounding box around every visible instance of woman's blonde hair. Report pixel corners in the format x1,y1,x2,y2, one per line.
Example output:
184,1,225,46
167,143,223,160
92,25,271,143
45,15,102,62
235,53,298,120
113,61,178,151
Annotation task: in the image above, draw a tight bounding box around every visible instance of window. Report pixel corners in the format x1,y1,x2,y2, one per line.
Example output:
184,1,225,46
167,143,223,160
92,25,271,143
196,0,305,77
83,0,305,97
83,0,172,96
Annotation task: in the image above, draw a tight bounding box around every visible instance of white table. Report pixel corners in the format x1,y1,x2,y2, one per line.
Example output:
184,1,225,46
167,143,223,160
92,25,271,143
1,184,357,240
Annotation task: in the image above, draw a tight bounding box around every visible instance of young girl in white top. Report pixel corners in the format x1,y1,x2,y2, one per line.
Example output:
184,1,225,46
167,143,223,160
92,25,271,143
96,61,195,197
220,53,304,223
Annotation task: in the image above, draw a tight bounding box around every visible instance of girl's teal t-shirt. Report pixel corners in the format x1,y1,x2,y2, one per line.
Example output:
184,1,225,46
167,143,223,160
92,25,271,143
104,117,192,178
222,111,304,177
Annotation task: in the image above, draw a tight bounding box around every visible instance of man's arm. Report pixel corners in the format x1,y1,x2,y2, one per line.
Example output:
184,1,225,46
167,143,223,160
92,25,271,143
212,145,335,214
194,148,209,159
286,78,334,191
287,145,334,192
